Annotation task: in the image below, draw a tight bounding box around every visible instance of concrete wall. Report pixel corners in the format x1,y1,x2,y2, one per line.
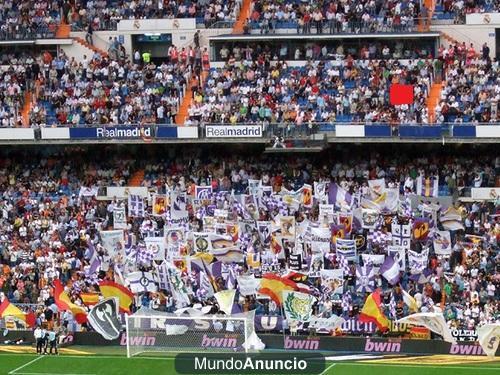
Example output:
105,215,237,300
432,24,497,56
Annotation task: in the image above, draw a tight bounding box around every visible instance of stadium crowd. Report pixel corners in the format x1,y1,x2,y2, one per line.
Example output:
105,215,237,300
188,57,435,125
0,0,60,40
28,45,204,126
250,0,425,34
0,147,498,337
65,0,240,30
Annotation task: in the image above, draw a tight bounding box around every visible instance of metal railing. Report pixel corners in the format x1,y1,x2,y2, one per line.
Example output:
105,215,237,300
0,26,57,41
249,18,433,34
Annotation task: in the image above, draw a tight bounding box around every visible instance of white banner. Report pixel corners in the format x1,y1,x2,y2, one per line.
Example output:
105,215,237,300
205,125,263,138
471,188,500,201
113,206,127,229
106,186,150,199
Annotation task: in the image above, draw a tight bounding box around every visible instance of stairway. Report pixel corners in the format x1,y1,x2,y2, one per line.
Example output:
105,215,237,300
21,92,32,127
426,82,443,123
55,22,71,38
129,170,145,187
232,0,252,34
175,70,208,126
73,37,109,58
440,32,480,57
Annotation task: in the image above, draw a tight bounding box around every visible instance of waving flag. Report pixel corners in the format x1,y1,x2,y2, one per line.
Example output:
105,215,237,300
368,179,386,201
259,273,301,305
356,265,376,293
359,289,389,332
396,313,455,343
300,184,313,208
413,218,431,241
126,271,157,293
416,176,439,198
86,241,101,276
402,289,418,312
379,256,400,285
80,293,100,307
328,183,352,208
477,323,500,357
99,281,134,314
282,291,316,322
53,280,87,324
433,231,452,255
0,298,36,328
128,194,145,217
214,290,236,315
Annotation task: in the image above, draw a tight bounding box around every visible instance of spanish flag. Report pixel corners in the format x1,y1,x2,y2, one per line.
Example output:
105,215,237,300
53,280,88,324
359,289,389,332
99,281,134,314
259,273,300,305
80,293,100,306
0,298,36,327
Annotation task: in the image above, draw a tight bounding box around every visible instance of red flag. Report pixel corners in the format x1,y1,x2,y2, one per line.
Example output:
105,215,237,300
390,84,414,105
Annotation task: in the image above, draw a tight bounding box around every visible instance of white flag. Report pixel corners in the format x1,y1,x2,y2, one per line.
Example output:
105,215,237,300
396,312,455,343
113,206,127,229
214,290,236,315
126,271,157,293
477,323,500,357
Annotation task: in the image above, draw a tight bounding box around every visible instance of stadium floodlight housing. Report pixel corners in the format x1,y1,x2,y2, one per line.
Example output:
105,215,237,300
125,311,252,357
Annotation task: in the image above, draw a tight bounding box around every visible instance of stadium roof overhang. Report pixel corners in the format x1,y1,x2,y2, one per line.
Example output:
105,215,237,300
0,38,73,46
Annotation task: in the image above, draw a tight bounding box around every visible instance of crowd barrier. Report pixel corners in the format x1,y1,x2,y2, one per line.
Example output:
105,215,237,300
4,330,498,356
2,124,499,142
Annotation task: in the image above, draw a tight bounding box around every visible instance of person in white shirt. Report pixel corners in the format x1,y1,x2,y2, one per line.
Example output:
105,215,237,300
34,326,44,354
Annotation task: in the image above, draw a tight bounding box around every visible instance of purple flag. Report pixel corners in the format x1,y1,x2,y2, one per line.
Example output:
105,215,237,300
379,256,400,285
328,183,352,208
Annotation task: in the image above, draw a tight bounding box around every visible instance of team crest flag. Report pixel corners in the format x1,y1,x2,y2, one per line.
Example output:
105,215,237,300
355,265,376,293
413,217,431,241
87,298,121,340
396,313,455,343
282,291,316,322
368,179,386,201
338,212,353,235
53,280,88,324
99,281,134,314
320,269,344,294
195,185,213,200
152,194,168,216
433,231,452,255
126,271,157,293
330,224,345,242
301,184,313,208
0,298,36,328
359,289,389,332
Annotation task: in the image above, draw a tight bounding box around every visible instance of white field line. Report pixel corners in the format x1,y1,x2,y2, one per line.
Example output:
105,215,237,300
8,356,44,374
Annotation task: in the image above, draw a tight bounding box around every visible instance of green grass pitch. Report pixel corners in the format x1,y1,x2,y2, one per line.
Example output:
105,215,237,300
0,347,499,375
